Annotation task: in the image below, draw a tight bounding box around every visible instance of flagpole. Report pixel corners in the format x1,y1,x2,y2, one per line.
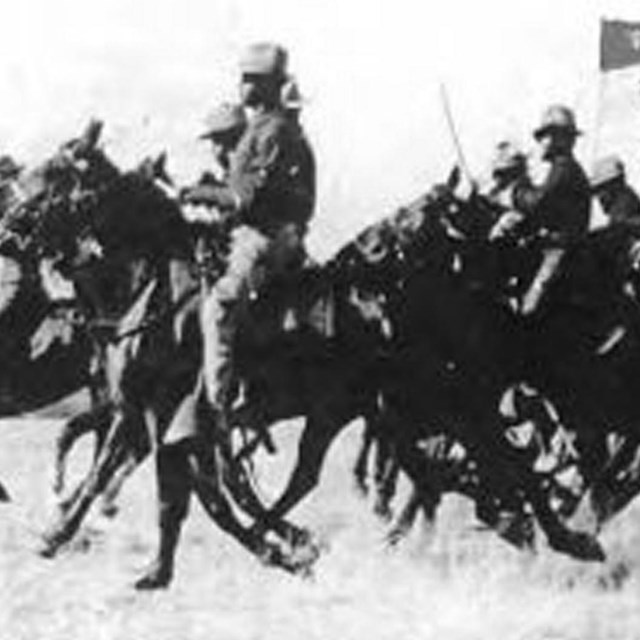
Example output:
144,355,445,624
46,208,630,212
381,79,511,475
591,19,607,166
439,82,473,182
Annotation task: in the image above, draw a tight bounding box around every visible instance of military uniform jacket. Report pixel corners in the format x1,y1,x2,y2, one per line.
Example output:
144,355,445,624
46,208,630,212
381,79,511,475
513,153,591,243
210,109,316,237
606,184,640,229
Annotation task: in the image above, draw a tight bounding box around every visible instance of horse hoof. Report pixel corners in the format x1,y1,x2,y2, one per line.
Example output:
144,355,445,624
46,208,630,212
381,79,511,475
287,526,314,550
259,539,320,577
573,533,606,562
37,527,69,558
495,512,536,551
37,538,59,559
551,531,606,563
353,478,369,498
134,564,173,590
373,499,393,522
99,502,119,519
291,538,321,569
385,528,406,547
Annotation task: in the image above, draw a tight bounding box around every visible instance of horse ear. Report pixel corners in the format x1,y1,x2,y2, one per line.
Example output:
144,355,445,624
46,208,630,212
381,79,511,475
446,165,461,192
79,119,103,150
153,151,167,175
152,151,172,185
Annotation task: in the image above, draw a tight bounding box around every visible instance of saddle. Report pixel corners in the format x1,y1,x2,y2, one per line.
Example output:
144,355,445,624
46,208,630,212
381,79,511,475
240,262,337,350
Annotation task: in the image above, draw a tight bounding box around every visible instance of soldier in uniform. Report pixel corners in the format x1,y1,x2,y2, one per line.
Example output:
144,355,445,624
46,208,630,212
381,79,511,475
484,140,528,240
590,155,640,230
198,102,247,179
511,105,591,315
135,44,316,590
182,42,316,421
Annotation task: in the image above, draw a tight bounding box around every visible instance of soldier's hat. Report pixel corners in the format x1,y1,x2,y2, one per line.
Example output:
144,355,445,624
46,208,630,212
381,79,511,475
492,140,526,174
199,103,247,140
533,105,581,140
590,154,625,190
240,42,288,80
0,155,22,182
280,77,305,111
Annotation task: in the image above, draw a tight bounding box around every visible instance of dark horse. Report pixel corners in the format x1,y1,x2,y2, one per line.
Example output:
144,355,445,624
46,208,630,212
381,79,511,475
31,131,331,581
132,180,608,588
209,181,640,575
0,144,110,502
31,136,407,588
345,184,640,561
0,124,180,516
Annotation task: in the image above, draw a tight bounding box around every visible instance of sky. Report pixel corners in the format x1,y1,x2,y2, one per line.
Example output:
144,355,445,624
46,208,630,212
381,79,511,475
1,0,639,257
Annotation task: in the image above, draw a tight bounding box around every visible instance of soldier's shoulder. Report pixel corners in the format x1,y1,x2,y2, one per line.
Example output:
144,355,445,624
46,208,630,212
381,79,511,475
552,154,588,181
621,184,640,208
250,110,289,136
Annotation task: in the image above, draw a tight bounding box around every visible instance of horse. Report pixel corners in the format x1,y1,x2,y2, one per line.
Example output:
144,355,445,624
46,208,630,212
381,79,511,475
135,176,630,588
48,148,179,510
28,129,309,584
350,181,640,561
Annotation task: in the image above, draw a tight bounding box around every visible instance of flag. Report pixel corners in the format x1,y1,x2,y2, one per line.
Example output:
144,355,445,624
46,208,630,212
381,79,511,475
595,20,640,190
600,19,640,72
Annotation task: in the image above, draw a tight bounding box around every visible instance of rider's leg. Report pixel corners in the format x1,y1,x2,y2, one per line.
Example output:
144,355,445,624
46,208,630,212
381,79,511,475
200,226,270,414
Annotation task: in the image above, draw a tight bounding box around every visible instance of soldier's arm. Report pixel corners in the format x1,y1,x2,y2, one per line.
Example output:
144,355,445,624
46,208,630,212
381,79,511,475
513,162,569,215
185,123,283,219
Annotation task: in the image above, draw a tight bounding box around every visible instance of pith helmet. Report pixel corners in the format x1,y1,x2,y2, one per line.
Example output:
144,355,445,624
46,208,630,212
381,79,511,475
199,103,247,139
240,42,288,78
280,77,304,111
590,154,625,189
492,140,525,173
534,105,581,140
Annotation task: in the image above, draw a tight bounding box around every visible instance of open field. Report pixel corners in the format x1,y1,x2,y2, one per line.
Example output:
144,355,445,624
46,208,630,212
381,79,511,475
1,396,639,640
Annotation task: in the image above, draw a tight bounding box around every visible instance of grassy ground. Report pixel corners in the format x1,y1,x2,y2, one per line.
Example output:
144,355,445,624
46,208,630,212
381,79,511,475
1,400,639,640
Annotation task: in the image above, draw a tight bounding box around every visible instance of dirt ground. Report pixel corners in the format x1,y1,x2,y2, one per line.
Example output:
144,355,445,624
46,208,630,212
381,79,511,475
1,396,639,640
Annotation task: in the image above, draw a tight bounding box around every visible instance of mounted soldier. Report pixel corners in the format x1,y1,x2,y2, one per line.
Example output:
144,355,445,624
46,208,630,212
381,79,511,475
590,155,640,230
181,42,316,423
511,105,591,315
197,102,247,181
483,140,528,241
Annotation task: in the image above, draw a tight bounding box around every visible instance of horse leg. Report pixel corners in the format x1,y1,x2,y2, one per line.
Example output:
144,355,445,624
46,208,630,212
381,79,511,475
353,420,374,496
135,443,192,590
39,411,131,557
98,450,143,518
386,486,423,546
391,433,444,536
473,426,605,561
572,434,640,532
252,403,355,556
374,435,400,521
0,479,10,502
187,443,302,574
53,403,111,496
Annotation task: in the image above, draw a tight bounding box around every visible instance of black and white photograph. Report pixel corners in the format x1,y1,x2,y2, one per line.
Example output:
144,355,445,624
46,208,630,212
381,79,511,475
1,1,640,638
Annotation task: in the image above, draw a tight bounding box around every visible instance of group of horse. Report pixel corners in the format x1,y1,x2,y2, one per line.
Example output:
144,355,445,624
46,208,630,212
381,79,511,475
1,120,640,588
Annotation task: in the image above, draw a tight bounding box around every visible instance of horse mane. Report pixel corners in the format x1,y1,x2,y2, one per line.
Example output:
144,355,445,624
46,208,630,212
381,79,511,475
91,169,189,260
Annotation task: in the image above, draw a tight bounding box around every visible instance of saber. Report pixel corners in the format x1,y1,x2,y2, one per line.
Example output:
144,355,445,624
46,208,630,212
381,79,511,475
439,83,473,182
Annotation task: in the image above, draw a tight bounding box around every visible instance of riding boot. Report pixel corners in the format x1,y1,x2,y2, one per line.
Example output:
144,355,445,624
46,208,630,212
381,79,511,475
135,444,191,590
134,508,184,590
